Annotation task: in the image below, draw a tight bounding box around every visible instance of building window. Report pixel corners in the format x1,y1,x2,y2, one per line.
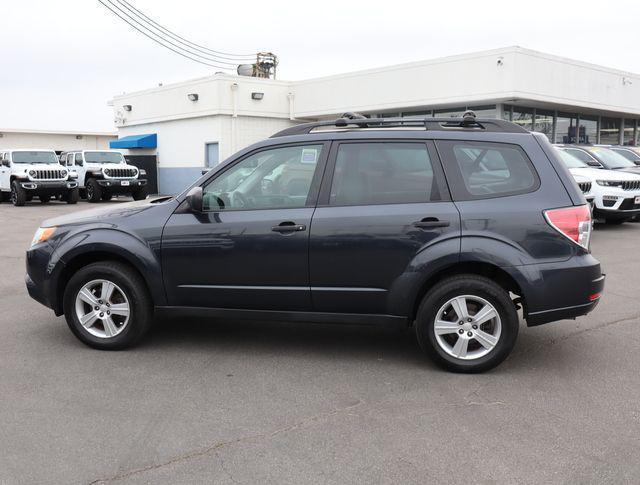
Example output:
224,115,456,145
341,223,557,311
600,117,621,145
501,104,512,121
623,119,636,146
556,113,578,143
579,116,598,144
512,107,533,131
467,105,496,119
533,110,554,141
205,142,219,167
434,107,467,118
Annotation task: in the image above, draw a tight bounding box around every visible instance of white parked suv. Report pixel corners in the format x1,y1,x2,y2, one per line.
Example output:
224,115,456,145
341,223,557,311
556,147,640,224
59,150,147,202
0,149,79,206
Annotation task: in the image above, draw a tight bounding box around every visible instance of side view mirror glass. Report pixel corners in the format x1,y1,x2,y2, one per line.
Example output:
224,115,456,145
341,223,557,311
186,186,203,212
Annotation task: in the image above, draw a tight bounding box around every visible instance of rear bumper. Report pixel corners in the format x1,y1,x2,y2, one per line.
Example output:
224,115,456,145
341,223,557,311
527,274,604,326
505,254,605,326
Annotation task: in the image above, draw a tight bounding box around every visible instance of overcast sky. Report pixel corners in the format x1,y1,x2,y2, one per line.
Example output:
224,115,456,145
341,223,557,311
3,0,640,132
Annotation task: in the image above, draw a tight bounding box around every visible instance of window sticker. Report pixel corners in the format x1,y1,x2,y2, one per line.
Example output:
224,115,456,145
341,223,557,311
300,148,318,164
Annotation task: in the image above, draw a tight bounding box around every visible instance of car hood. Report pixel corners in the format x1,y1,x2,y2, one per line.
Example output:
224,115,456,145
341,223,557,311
41,196,174,228
571,173,590,183
613,166,640,175
569,167,640,181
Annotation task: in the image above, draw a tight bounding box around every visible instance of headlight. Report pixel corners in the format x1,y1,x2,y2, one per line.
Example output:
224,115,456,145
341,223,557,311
31,227,56,247
596,180,623,187
104,169,111,176
29,170,36,176
61,170,67,177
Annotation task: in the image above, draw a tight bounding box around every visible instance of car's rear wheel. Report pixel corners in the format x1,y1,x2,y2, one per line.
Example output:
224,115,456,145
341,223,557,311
86,179,102,203
415,274,519,373
63,261,153,349
11,181,26,206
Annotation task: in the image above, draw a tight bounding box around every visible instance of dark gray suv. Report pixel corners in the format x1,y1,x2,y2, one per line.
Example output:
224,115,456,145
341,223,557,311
25,113,604,372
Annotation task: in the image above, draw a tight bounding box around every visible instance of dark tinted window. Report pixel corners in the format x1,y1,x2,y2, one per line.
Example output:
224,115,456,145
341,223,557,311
329,143,439,205
438,141,538,199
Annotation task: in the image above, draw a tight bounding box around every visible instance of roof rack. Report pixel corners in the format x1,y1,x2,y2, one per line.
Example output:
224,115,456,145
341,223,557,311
271,110,527,138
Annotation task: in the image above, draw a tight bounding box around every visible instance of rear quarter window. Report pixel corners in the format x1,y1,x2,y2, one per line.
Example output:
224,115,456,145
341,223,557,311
436,140,539,200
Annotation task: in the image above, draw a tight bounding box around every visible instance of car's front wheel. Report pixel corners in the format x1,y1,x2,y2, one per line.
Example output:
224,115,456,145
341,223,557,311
11,181,26,206
415,274,519,373
86,179,102,203
63,261,153,349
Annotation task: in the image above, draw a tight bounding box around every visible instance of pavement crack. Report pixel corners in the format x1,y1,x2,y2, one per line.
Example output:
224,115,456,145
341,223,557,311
87,400,363,484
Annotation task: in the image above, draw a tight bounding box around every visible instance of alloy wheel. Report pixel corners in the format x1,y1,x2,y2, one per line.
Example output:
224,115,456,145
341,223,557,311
433,295,502,360
74,279,131,338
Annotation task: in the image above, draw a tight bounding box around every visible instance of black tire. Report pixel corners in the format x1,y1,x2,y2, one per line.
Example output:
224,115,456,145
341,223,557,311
86,179,102,203
0,191,9,202
604,218,627,225
132,186,148,201
415,274,519,373
66,188,79,204
62,261,153,350
101,192,112,201
40,195,50,204
11,181,26,206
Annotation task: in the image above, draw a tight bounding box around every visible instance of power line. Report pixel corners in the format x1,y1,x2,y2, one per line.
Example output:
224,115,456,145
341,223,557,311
101,0,241,67
98,0,251,70
113,0,256,60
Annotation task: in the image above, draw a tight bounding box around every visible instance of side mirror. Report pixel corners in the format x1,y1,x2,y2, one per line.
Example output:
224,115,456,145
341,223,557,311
1,159,9,167
186,186,203,212
586,160,602,167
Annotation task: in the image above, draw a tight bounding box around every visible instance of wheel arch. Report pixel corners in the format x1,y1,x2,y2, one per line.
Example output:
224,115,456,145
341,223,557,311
52,239,165,315
408,261,526,325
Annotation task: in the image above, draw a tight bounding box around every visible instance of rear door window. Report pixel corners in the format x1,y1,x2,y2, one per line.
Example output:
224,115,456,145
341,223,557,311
437,140,539,200
328,142,442,206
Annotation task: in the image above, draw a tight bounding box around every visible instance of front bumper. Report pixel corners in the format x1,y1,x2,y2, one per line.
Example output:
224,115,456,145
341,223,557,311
20,180,77,194
97,178,146,193
593,192,640,218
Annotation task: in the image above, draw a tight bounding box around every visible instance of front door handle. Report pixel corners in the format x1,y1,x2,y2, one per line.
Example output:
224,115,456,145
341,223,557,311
271,221,307,233
413,218,450,229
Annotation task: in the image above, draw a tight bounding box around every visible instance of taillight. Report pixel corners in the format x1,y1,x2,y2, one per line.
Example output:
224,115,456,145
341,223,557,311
544,205,592,250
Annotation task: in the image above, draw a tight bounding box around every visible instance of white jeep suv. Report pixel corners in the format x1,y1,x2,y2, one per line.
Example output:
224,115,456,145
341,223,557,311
60,150,147,203
556,147,640,224
0,149,79,206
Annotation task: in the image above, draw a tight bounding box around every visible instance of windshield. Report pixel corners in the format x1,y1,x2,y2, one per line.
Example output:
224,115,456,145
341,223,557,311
587,147,637,169
12,151,59,164
557,149,588,168
84,151,125,164
612,148,640,162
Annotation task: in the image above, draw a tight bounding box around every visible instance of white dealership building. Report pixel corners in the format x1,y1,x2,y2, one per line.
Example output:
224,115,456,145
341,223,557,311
110,46,640,195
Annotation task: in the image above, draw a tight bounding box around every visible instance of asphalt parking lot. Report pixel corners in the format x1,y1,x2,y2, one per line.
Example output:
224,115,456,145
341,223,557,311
1,200,640,484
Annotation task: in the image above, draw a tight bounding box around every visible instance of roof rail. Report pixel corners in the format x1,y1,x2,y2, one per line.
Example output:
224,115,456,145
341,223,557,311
271,111,527,138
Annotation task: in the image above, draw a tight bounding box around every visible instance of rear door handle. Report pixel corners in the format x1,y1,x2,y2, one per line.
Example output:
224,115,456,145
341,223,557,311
271,221,307,233
413,218,450,229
